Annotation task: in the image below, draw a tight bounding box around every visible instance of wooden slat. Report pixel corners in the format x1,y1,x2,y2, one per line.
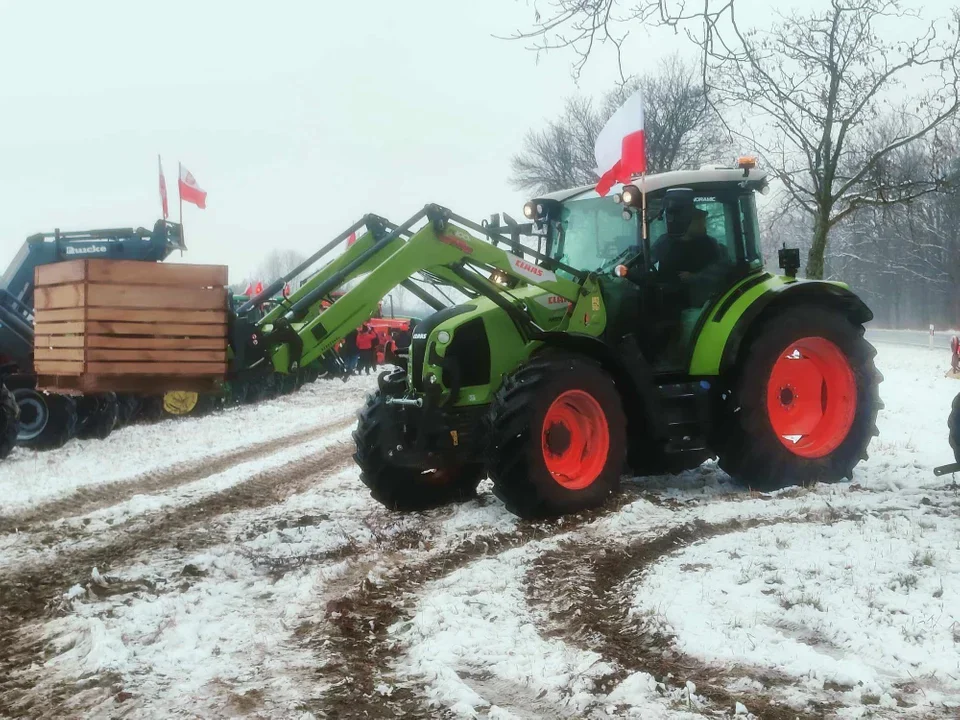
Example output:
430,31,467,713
34,308,85,323
34,283,85,310
85,260,228,287
35,260,87,287
34,360,84,375
37,374,221,395
86,336,227,350
87,349,227,362
86,321,226,337
86,283,227,310
35,335,85,348
85,308,228,324
86,362,227,376
35,348,84,361
34,321,85,336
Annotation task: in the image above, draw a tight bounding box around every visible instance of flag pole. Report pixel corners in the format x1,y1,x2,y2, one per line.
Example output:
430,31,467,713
641,172,647,241
178,161,184,246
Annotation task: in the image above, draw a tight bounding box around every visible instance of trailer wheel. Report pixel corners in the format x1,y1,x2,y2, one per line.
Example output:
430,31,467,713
15,389,77,450
0,384,19,460
77,392,119,440
116,394,142,427
354,391,483,511
717,307,880,491
485,354,627,518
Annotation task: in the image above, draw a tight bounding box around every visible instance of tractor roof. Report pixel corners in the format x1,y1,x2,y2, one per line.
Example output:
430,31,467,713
539,167,769,203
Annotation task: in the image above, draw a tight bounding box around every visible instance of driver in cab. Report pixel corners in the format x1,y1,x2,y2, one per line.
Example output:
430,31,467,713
650,206,729,306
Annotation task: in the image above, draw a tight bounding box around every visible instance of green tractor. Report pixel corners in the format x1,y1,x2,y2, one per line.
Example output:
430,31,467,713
233,162,881,518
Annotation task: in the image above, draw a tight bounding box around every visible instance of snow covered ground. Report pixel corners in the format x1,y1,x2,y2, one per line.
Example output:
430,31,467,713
1,343,959,719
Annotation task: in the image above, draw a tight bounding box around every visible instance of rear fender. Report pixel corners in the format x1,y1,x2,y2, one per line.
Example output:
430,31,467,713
716,280,873,376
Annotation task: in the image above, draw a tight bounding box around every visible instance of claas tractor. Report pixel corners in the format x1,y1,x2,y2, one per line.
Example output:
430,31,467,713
229,161,881,518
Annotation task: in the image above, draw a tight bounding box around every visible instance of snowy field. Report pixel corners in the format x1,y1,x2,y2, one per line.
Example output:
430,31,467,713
1,342,959,719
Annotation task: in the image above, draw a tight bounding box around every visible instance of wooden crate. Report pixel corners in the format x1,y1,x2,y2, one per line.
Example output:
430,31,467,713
33,259,229,394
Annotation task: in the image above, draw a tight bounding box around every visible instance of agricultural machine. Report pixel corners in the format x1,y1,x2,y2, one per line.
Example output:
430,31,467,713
225,161,881,518
0,220,185,455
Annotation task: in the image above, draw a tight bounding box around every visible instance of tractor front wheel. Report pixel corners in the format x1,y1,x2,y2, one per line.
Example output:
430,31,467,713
0,384,19,460
948,392,960,463
717,307,880,491
486,354,626,518
354,391,483,511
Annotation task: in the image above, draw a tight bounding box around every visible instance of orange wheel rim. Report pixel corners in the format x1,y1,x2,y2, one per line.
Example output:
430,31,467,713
766,336,857,458
541,389,610,489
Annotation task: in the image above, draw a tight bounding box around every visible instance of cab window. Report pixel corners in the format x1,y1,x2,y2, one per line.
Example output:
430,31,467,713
647,193,738,266
550,196,639,273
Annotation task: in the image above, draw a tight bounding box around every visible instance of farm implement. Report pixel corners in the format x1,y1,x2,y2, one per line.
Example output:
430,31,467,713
0,220,186,455
226,161,882,518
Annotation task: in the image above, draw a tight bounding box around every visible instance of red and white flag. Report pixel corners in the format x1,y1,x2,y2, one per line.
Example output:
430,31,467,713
242,283,254,296
254,280,264,295
594,88,646,196
158,155,169,219
178,164,207,209
346,231,357,247
282,283,291,298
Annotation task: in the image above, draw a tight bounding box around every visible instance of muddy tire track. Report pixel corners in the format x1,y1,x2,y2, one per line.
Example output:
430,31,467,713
0,416,357,535
525,514,863,720
304,486,647,719
0,421,358,716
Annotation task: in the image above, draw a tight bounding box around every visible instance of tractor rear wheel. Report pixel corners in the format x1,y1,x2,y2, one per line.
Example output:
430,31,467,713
717,307,880,491
485,354,626,518
948,392,960,462
14,388,78,450
0,384,19,460
354,391,483,511
77,392,119,440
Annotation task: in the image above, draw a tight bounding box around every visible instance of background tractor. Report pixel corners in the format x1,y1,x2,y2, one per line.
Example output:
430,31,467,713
236,160,881,518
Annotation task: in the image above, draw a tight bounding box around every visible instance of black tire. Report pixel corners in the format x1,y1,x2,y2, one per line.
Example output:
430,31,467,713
353,391,484,511
302,364,321,384
948,392,960,463
77,392,119,440
16,390,77,450
116,394,142,427
227,381,249,407
139,396,166,423
0,383,19,460
279,369,301,395
717,307,881,491
485,354,627,518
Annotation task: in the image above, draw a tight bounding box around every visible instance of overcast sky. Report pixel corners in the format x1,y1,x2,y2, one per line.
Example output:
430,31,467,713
1,0,946,283
0,0,656,280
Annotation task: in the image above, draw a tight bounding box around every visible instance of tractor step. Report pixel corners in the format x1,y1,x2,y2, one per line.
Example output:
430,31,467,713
657,381,713,461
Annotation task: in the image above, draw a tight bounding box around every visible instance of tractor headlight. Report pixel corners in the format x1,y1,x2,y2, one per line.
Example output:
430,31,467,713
620,184,640,207
437,330,451,344
523,202,537,219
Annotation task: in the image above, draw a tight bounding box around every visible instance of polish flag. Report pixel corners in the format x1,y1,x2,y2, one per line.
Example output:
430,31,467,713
178,164,207,209
594,88,646,196
254,280,263,295
283,283,291,298
347,231,357,247
158,156,169,219
242,283,254,296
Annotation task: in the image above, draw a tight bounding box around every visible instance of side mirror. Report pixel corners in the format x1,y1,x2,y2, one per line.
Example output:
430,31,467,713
663,188,695,237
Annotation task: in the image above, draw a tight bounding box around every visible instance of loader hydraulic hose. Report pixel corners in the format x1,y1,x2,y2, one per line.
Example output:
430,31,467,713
237,215,385,315
283,208,428,321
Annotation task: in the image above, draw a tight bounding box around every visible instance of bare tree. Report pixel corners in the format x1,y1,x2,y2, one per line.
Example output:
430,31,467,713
511,0,960,279
510,55,728,194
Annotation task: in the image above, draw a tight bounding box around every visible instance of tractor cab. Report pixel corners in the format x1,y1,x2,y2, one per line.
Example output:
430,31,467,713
533,161,769,371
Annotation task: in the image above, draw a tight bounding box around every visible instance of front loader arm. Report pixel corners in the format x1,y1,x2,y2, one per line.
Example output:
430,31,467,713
267,206,592,374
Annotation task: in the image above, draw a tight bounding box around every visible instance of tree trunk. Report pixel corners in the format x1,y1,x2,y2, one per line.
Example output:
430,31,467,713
806,213,830,280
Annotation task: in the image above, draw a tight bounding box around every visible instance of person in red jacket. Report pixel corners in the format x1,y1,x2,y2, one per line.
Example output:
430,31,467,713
356,323,380,376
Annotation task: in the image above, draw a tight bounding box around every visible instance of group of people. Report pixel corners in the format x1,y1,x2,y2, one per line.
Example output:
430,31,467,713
341,323,381,378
